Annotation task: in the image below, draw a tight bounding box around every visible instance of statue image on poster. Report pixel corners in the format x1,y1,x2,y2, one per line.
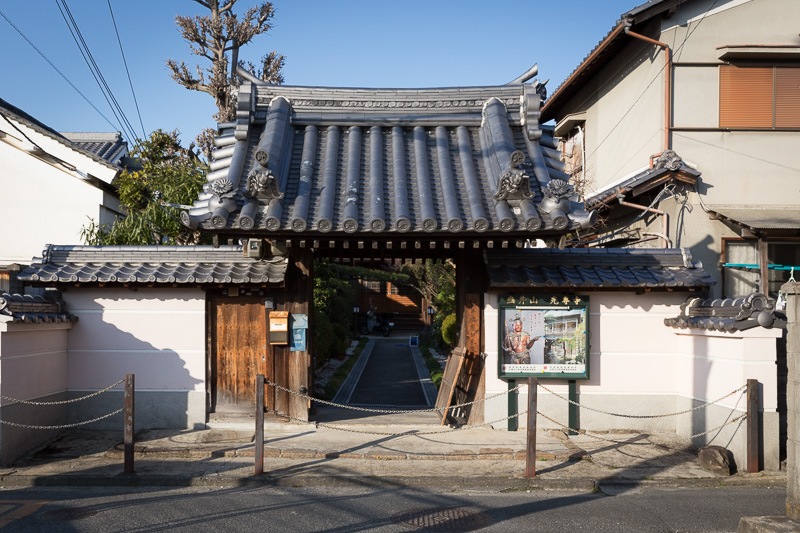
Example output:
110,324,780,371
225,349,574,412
499,301,589,379
501,310,545,365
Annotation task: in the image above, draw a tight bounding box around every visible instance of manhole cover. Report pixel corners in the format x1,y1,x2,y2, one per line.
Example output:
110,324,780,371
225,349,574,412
391,507,492,532
41,507,98,521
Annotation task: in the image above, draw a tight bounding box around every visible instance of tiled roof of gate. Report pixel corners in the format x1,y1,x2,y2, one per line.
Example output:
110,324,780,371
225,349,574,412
180,77,597,237
485,247,716,289
18,245,287,286
0,292,76,324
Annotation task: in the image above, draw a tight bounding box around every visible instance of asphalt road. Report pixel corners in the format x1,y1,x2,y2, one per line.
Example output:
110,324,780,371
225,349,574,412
0,484,785,532
348,339,427,406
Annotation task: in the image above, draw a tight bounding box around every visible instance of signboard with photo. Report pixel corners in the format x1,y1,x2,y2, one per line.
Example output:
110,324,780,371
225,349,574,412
498,295,589,380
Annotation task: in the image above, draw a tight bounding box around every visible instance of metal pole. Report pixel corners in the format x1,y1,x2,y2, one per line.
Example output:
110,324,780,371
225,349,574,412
526,377,539,478
124,373,134,474
568,380,578,436
747,378,760,473
508,380,518,431
255,374,265,475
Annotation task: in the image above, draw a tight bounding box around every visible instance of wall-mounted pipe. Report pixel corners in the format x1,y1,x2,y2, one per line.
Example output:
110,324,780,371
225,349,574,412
624,23,671,152
616,193,670,248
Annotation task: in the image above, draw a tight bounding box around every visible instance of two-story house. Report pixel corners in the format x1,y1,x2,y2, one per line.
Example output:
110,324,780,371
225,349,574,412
541,0,800,301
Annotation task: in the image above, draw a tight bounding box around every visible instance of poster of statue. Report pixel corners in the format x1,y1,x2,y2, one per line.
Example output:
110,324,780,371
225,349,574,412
498,295,589,380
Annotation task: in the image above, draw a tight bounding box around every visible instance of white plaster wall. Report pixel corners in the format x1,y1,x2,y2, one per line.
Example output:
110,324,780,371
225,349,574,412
63,288,207,429
0,322,72,464
0,322,70,404
65,288,206,391
484,290,782,469
0,142,108,266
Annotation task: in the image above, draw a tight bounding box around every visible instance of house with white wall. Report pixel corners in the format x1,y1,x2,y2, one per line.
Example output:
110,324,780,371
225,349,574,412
540,0,800,300
0,98,126,293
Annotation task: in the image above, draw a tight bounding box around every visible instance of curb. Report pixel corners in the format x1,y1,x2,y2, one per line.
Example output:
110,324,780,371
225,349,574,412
0,472,785,491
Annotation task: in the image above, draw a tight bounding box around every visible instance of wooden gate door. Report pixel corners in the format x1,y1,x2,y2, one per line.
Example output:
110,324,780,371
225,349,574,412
212,297,270,412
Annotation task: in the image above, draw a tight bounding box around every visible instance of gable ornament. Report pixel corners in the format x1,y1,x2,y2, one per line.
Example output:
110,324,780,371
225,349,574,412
493,151,533,203
245,150,283,201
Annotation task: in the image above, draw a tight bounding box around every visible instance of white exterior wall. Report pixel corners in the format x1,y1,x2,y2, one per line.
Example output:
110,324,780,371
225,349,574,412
0,142,110,266
0,321,72,464
484,290,782,470
64,288,207,429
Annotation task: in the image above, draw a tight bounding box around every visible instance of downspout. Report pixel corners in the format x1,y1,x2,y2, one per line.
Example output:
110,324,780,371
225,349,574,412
616,192,671,248
624,22,672,152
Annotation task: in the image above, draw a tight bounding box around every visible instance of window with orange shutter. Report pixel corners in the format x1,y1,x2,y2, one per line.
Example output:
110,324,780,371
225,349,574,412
720,65,800,128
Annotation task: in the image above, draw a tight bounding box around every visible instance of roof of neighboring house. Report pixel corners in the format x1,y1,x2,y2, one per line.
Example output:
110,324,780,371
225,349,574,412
0,292,76,324
541,0,685,122
18,245,287,286
0,98,124,173
485,247,715,290
585,150,701,210
664,292,786,332
708,206,800,230
179,74,597,240
60,132,128,166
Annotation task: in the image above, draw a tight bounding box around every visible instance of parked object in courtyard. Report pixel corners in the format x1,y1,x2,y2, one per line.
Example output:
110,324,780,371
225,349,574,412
359,307,394,337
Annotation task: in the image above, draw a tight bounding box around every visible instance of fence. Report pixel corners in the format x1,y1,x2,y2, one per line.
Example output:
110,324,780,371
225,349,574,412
0,374,135,473
255,374,759,477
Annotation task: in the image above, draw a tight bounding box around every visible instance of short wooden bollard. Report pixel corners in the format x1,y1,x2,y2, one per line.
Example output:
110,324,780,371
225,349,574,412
746,378,760,473
124,373,135,474
526,377,539,478
255,374,265,475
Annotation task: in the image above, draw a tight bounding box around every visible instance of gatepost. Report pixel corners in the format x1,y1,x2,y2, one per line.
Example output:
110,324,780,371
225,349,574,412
784,280,800,519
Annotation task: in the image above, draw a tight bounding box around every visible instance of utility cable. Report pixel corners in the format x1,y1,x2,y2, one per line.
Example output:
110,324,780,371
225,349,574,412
0,7,118,131
107,0,145,139
55,0,137,141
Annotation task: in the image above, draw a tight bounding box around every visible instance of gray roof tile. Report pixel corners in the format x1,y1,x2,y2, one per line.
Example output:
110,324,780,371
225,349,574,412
485,247,715,290
181,82,597,237
19,245,287,286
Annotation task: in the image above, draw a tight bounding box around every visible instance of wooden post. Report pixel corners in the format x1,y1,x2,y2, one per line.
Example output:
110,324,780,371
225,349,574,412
255,374,265,475
124,373,134,474
746,378,760,473
526,377,538,478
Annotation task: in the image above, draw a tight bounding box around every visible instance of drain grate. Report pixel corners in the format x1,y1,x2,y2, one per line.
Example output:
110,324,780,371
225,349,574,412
391,507,492,532
41,507,98,521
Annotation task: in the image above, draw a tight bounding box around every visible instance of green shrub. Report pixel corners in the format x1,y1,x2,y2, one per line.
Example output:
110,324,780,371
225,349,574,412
441,313,457,347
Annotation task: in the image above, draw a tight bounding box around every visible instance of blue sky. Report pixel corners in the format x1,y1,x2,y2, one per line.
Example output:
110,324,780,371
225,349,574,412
0,1,637,145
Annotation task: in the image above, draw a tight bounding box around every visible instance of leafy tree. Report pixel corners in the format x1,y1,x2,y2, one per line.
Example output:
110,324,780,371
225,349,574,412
166,0,285,124
81,130,207,245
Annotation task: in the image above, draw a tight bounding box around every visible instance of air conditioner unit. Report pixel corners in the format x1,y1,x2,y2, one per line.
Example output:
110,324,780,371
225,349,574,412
246,238,263,258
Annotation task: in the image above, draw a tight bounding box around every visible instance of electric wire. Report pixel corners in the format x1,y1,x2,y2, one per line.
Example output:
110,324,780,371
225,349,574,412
0,7,118,131
55,0,138,142
582,0,721,165
107,0,145,139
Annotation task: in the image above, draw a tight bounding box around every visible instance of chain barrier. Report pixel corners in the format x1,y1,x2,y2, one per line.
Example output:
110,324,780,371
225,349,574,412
0,408,125,430
537,410,747,444
264,378,522,414
537,382,747,419
268,409,523,436
0,378,127,430
0,379,125,406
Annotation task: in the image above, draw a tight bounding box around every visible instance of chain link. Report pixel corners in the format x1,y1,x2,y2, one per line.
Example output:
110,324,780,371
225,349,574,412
268,409,523,436
0,379,125,406
264,379,521,414
0,408,124,430
537,382,747,419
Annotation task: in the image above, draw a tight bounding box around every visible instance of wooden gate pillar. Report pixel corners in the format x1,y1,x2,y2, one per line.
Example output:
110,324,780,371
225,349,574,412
285,248,313,422
454,248,488,424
